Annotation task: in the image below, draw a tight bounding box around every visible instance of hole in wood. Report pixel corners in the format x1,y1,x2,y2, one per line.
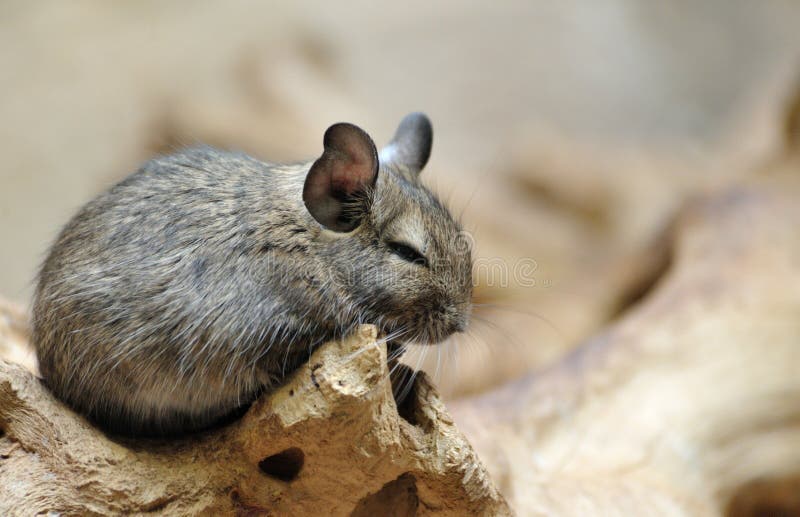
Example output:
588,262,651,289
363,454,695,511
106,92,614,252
391,364,420,427
351,473,418,517
725,475,800,517
258,447,305,482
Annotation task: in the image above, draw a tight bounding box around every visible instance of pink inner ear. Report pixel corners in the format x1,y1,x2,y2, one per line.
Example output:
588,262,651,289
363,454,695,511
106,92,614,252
331,153,371,195
304,122,377,231
327,131,376,195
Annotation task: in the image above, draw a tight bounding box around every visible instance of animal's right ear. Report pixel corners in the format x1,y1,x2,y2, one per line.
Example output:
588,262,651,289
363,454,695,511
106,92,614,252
303,123,379,232
379,112,433,180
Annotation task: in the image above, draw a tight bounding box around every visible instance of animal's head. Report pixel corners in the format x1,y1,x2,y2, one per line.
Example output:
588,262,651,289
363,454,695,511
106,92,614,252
303,113,473,344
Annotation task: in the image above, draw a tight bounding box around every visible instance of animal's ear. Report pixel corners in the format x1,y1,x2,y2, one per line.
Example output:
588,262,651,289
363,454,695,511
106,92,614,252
303,122,378,232
379,112,433,179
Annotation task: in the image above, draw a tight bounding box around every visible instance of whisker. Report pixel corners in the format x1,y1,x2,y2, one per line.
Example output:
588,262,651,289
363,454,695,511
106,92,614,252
472,302,565,341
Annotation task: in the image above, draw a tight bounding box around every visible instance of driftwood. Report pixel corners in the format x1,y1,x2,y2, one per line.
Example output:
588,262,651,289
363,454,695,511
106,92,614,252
453,171,800,515
0,324,510,515
2,169,800,515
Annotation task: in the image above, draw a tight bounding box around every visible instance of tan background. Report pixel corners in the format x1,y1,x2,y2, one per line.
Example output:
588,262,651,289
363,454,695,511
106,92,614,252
2,1,800,394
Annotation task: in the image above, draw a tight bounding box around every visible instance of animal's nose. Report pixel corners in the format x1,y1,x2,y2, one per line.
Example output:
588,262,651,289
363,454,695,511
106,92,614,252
455,301,472,332
450,312,469,333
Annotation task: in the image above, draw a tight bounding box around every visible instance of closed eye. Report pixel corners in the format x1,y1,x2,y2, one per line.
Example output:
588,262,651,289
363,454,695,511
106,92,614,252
387,241,428,267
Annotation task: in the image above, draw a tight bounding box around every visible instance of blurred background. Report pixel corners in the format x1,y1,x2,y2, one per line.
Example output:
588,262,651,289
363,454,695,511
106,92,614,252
2,1,800,396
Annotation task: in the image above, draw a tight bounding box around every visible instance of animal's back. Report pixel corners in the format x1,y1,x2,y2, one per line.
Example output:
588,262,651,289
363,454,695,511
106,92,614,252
33,147,310,435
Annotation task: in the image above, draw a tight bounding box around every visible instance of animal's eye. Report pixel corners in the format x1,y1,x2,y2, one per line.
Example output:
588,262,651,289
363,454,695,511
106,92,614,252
387,241,428,267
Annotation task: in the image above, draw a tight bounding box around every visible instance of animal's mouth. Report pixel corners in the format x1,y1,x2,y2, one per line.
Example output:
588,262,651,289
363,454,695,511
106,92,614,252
379,323,462,347
373,302,471,347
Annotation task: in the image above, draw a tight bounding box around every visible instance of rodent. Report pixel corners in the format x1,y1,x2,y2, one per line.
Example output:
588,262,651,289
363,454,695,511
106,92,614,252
32,113,473,437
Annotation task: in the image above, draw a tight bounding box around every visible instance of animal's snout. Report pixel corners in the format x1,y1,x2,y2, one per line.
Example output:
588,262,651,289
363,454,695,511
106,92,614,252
451,318,467,333
449,305,470,334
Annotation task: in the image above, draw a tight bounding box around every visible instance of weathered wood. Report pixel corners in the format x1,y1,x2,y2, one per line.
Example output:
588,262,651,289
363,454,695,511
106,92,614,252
453,173,800,515
0,323,510,516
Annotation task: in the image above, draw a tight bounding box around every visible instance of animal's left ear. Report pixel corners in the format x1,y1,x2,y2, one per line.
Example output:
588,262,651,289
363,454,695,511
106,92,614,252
379,112,433,179
303,122,378,232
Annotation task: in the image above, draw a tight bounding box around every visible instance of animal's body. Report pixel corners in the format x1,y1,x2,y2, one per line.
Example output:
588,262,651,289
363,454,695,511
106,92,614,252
33,113,472,436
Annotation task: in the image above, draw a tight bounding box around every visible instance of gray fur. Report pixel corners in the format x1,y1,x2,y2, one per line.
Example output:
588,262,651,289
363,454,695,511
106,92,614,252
379,112,433,180
32,114,472,436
